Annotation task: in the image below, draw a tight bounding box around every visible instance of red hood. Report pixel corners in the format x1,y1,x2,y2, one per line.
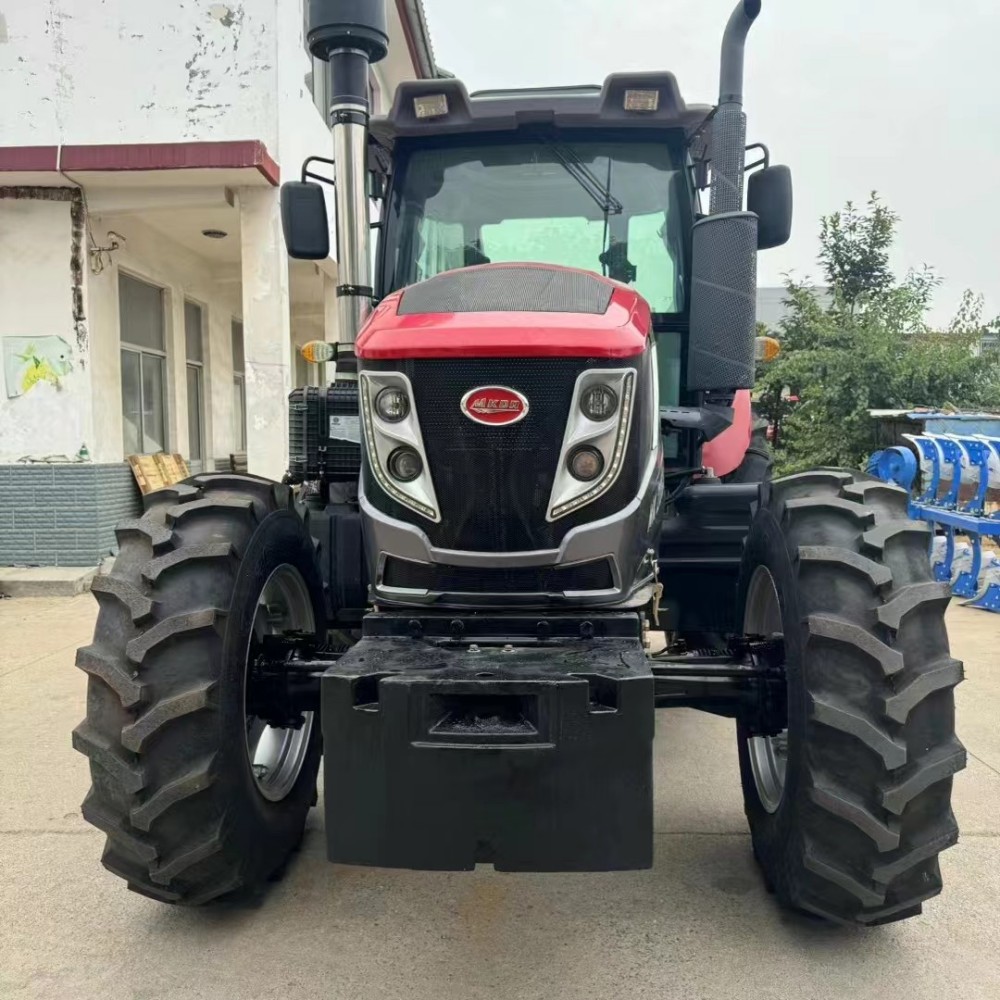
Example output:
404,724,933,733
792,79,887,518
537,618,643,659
355,264,651,361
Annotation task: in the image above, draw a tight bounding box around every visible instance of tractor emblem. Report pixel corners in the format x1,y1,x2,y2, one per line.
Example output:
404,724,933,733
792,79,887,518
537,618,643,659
460,385,530,426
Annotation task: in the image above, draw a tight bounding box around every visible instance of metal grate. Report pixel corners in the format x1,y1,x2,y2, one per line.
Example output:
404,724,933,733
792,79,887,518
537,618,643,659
397,265,615,316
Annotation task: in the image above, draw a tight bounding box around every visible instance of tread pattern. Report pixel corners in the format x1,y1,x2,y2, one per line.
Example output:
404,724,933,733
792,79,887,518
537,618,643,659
738,469,965,926
808,694,907,768
798,546,892,589
806,614,904,676
75,645,145,708
130,756,216,831
808,785,900,851
89,576,155,625
72,724,146,793
143,542,234,584
121,681,215,752
74,473,319,905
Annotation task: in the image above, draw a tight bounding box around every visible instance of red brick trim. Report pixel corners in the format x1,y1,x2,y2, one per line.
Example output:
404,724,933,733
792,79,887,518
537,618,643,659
0,140,280,185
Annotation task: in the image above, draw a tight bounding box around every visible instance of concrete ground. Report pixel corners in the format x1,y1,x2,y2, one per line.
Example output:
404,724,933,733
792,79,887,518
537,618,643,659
1,597,998,1000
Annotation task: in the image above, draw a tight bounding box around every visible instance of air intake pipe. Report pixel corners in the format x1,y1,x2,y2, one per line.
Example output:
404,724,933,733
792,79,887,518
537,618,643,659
306,0,389,346
686,0,761,394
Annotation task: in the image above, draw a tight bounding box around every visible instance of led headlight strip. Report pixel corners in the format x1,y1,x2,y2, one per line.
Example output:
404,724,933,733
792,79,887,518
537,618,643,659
548,370,635,521
359,374,440,522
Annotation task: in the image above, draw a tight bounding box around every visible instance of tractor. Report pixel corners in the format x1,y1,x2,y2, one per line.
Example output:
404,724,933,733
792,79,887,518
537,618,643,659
74,0,965,925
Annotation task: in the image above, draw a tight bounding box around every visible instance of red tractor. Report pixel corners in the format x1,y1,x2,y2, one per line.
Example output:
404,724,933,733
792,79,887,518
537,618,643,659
75,0,965,925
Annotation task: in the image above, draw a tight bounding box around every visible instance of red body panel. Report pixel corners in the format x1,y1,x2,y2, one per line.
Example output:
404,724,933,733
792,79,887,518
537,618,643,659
701,389,753,478
356,268,651,361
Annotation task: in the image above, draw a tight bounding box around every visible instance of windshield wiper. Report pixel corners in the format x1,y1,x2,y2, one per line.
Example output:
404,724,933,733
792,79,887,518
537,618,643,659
543,141,623,217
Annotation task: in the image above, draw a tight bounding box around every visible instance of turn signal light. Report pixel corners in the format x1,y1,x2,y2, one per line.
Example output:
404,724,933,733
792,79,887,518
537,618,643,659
755,336,781,362
300,340,336,364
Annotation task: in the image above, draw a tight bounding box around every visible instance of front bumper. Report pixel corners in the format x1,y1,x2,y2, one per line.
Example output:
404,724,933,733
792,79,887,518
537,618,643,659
321,617,654,871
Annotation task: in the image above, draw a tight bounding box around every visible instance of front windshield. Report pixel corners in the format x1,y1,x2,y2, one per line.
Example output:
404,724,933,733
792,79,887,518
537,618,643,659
383,137,689,313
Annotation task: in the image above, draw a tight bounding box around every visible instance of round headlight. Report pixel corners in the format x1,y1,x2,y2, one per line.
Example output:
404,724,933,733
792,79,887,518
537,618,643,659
388,447,423,482
567,445,605,482
580,383,618,421
375,387,409,422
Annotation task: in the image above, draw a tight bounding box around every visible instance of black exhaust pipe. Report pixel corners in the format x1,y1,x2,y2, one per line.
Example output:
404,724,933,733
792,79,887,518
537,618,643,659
710,0,761,215
686,0,762,394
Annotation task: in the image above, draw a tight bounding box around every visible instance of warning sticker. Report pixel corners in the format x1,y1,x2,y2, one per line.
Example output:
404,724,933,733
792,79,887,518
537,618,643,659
329,414,361,444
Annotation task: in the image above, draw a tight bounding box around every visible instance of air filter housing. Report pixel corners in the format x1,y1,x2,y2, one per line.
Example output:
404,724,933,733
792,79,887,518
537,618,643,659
288,384,362,482
306,0,388,62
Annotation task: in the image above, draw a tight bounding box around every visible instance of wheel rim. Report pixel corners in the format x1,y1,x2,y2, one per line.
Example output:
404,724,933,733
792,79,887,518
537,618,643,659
743,564,788,814
244,564,315,802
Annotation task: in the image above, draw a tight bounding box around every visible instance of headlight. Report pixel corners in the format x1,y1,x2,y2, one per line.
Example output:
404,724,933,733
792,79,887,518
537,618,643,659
580,383,618,421
388,446,422,482
567,445,604,482
375,387,409,422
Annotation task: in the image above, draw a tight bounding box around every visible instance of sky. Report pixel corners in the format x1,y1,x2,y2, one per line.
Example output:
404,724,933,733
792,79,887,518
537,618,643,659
420,0,1000,327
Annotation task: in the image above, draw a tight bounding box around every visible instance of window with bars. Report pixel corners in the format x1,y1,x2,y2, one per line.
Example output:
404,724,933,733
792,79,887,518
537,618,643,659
120,274,167,456
185,301,205,465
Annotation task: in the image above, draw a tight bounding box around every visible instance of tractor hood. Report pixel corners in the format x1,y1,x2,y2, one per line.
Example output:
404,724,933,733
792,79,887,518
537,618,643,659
355,264,651,361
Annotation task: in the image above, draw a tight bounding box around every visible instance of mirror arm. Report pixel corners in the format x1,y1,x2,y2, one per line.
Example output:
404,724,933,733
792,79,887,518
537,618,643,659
743,142,770,174
301,155,336,186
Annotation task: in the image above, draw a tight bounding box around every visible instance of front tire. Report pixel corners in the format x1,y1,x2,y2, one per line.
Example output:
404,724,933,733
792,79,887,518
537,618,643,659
73,474,326,905
736,470,965,925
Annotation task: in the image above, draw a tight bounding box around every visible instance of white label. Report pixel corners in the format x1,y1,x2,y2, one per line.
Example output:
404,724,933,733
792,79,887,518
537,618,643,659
329,414,361,444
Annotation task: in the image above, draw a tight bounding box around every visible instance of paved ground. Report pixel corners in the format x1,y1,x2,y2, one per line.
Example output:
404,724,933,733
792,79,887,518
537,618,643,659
1,595,998,1000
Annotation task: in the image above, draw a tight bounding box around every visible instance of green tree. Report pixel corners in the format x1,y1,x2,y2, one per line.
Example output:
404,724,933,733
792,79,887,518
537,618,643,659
757,195,1000,474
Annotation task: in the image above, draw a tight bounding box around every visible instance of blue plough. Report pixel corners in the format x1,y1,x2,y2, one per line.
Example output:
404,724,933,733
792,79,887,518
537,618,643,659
869,432,1000,612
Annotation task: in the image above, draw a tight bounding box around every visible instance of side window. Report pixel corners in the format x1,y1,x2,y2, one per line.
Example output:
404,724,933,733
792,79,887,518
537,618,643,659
626,213,680,313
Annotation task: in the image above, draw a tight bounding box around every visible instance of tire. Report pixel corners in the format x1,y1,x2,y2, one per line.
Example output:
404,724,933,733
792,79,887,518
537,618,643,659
73,473,326,905
724,416,773,484
736,469,965,925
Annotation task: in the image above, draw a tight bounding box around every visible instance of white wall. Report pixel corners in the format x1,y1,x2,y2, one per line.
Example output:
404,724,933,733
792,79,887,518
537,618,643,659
0,0,404,173
0,0,279,148
0,196,93,463
85,215,243,465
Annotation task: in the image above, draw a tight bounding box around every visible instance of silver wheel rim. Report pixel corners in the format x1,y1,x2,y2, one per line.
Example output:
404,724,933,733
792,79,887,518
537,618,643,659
743,565,788,814
244,564,315,802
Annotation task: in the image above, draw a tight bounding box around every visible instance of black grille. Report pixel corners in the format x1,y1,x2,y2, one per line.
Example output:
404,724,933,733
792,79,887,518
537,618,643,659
397,265,614,316
383,557,615,593
363,355,649,552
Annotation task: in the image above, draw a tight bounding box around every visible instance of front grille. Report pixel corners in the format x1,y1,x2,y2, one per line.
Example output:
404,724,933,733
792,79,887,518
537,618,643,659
362,356,648,552
383,556,615,593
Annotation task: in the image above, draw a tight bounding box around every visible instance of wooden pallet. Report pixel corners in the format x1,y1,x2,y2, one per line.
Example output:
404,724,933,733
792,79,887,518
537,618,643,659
127,453,191,495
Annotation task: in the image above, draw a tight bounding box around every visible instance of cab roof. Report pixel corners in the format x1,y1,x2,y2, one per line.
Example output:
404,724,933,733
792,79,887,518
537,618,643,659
369,73,714,152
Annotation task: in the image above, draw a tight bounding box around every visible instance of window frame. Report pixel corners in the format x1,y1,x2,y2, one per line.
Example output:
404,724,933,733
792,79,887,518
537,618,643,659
232,318,247,453
184,299,206,465
119,272,169,457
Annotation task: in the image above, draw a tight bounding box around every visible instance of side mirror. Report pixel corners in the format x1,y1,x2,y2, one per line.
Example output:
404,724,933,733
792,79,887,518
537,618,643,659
280,181,329,260
747,165,792,250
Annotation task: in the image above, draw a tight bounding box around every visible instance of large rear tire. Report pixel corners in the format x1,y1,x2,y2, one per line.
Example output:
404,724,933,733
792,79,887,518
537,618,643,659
73,474,326,905
736,470,965,925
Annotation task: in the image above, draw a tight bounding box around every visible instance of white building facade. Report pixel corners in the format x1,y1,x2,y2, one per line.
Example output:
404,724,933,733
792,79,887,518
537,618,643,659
0,0,434,566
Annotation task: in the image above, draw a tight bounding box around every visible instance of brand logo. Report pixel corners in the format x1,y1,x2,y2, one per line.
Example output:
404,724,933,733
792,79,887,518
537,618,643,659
460,385,530,426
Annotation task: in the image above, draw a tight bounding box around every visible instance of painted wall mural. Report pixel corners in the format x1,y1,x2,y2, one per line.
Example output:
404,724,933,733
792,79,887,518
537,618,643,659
2,336,74,398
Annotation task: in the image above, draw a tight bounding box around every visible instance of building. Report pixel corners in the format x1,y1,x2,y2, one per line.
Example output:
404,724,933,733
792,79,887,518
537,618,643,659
756,285,832,332
0,0,435,567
